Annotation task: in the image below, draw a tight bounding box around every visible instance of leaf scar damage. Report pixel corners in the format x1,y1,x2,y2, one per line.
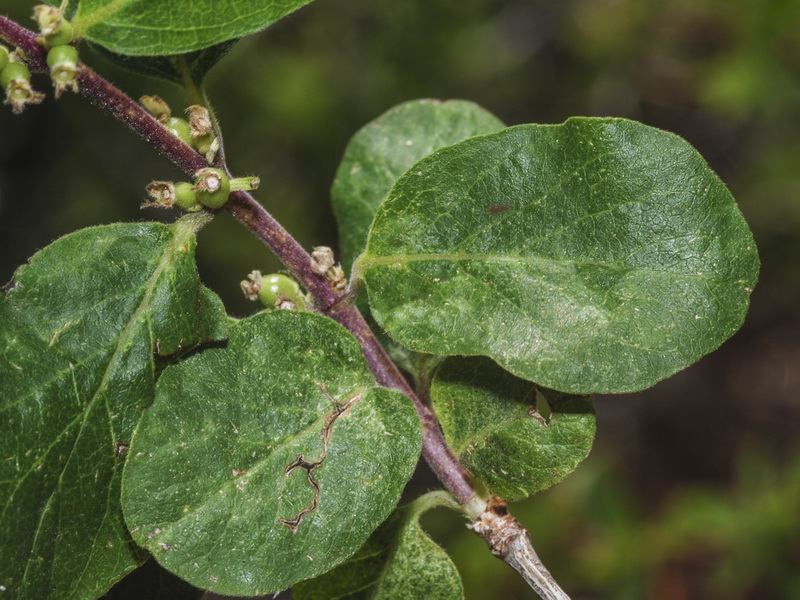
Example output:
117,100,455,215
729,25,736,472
487,202,511,215
279,382,361,533
114,440,130,459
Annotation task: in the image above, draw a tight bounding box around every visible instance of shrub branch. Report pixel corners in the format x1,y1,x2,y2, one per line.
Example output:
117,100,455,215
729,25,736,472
0,16,570,599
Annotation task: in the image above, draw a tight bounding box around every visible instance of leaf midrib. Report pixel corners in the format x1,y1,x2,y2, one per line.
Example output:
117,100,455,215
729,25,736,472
358,251,711,281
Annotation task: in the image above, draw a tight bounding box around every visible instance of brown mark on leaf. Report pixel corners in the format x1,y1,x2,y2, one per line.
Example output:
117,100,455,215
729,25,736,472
279,382,361,533
487,202,512,215
114,440,130,460
48,321,73,346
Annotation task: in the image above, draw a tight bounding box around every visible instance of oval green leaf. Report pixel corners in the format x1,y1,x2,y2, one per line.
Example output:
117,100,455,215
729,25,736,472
333,99,503,382
431,358,595,501
294,492,463,600
359,118,760,394
121,311,422,596
69,0,316,55
0,215,227,599
333,99,505,272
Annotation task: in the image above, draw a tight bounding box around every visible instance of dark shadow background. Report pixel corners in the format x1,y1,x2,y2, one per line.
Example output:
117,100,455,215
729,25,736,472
2,0,799,599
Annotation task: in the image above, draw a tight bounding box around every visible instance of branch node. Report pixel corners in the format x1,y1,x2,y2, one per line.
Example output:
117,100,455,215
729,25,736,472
468,496,571,600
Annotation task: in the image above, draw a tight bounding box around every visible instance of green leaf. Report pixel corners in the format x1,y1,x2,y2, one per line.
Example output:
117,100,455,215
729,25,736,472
358,118,760,394
334,99,505,273
431,358,594,501
121,311,422,596
294,492,463,600
0,215,228,600
89,40,237,86
69,0,317,55
333,100,503,383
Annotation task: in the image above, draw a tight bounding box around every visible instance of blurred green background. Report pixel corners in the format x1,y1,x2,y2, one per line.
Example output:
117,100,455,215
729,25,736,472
2,0,799,599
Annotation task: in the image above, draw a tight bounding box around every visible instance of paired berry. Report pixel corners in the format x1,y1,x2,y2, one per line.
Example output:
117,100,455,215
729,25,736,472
1,60,45,114
33,5,73,47
241,271,306,309
44,20,74,47
165,117,193,146
186,105,219,162
139,97,196,146
192,168,231,209
142,172,257,212
47,44,80,98
173,181,202,212
260,273,304,308
0,61,27,89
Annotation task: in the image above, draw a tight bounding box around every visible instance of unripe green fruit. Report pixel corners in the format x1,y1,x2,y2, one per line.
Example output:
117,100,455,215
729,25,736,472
193,168,230,209
0,47,9,72
1,62,31,89
192,132,215,155
47,44,78,70
165,117,193,146
174,181,201,211
47,44,79,88
45,20,73,46
258,274,303,307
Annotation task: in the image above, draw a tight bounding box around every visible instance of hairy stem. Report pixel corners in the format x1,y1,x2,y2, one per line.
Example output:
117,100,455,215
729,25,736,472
0,15,46,70
0,16,568,599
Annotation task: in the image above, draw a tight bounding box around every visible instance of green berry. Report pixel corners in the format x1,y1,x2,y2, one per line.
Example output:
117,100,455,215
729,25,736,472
191,131,215,155
258,274,303,308
47,44,78,70
165,117,193,146
193,168,230,209
174,181,201,211
0,47,9,72
1,62,31,89
1,61,44,113
46,45,80,98
45,20,73,46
